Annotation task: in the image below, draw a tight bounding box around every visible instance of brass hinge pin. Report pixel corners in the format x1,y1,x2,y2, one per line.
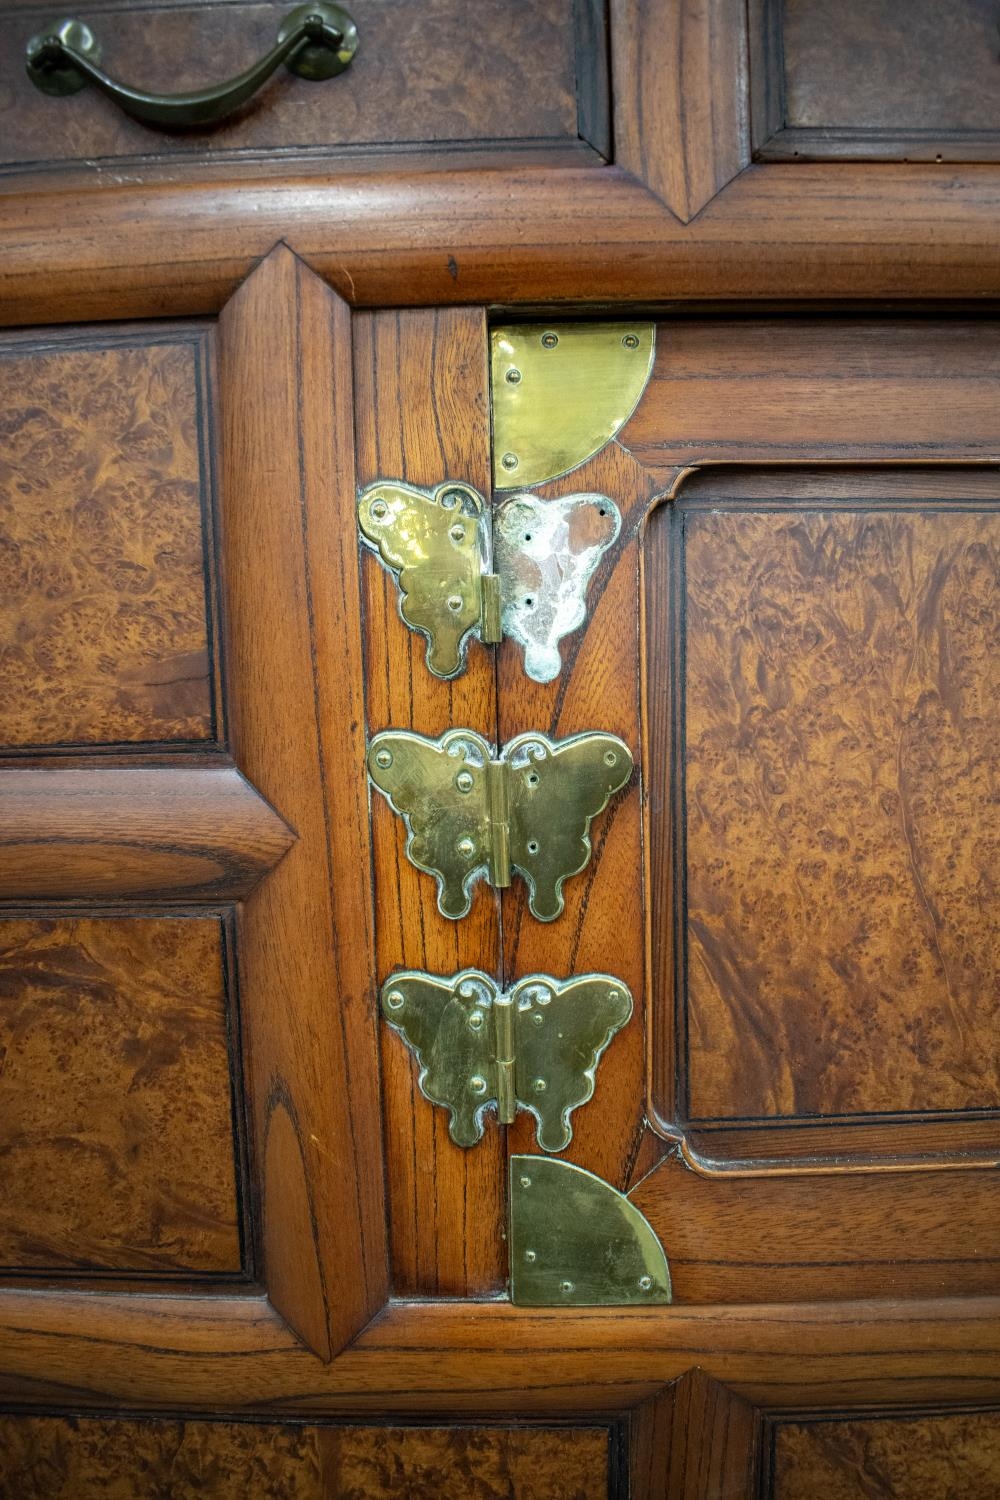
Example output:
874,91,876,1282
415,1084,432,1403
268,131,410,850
493,994,516,1125
487,759,511,888
480,572,503,644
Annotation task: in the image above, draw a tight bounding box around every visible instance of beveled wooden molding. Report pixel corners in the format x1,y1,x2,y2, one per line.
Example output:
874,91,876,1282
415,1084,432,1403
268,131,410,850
629,1370,759,1500
216,246,388,1363
5,163,1000,327
0,765,294,900
1,1292,999,1415
612,0,751,223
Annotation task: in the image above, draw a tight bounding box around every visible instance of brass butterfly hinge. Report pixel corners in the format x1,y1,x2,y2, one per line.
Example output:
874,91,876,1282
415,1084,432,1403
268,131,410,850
381,970,632,1151
357,480,621,682
509,1156,672,1306
367,727,633,921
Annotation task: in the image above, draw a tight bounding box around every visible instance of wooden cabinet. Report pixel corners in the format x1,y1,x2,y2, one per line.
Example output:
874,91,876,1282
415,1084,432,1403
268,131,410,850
2,4,1000,1497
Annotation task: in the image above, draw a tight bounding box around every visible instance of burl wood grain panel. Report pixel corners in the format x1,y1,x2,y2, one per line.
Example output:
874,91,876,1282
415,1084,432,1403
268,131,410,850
772,1409,1000,1500
0,1416,610,1499
0,331,216,749
0,0,585,177
675,497,1000,1122
0,916,241,1271
782,0,1000,135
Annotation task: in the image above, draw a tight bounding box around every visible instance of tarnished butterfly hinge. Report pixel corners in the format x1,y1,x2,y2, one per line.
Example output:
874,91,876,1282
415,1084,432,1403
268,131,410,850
381,970,632,1150
357,480,621,682
367,727,633,921
509,1156,672,1306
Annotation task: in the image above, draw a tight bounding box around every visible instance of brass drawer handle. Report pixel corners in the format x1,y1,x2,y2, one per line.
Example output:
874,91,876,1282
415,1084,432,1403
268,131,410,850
25,4,358,129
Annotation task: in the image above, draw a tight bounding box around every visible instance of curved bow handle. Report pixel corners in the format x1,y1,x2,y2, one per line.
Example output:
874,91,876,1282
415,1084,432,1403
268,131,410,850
25,4,358,130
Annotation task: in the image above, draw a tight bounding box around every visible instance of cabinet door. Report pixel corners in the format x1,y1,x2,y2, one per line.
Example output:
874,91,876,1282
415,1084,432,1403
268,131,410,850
4,292,1000,1499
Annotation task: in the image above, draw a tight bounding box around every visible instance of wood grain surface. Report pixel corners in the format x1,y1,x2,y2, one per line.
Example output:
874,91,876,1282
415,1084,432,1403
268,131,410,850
0,1415,610,1499
9,166,1000,326
630,1370,758,1500
612,0,749,221
0,330,216,749
217,247,386,1359
771,1407,1000,1500
629,1153,1000,1303
0,0,589,179
674,494,1000,1123
0,915,241,1273
2,1292,1000,1414
0,766,294,901
353,308,504,1298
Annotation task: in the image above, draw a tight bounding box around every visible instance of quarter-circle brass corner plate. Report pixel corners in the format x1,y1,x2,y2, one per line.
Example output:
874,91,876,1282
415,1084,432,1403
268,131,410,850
491,323,655,490
509,1155,672,1305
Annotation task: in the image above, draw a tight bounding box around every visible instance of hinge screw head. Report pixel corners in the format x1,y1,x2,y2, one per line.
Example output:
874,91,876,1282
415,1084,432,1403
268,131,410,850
456,770,474,792
449,524,465,542
447,594,463,612
374,748,393,768
622,333,640,349
470,1075,488,1094
457,837,475,858
532,1077,546,1093
525,1249,536,1262
541,332,559,349
505,367,522,384
501,452,519,472
638,1275,653,1291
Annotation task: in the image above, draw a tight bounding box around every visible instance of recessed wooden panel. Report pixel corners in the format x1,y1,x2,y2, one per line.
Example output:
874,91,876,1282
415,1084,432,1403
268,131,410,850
646,468,1000,1158
0,1415,611,1498
771,1408,1000,1499
0,329,217,750
0,0,600,183
0,915,241,1272
754,0,1000,162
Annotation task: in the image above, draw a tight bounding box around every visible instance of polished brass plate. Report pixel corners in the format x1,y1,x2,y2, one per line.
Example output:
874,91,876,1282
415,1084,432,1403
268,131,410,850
358,479,620,682
367,727,633,921
381,970,632,1150
358,480,492,678
492,323,655,489
509,1156,672,1306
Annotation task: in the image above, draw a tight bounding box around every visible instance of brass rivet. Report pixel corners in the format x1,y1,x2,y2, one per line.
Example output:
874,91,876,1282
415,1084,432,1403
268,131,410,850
470,1075,488,1094
374,748,393,769
458,837,475,857
468,1011,484,1030
386,990,404,1009
622,333,640,349
501,452,519,472
505,367,522,384
541,332,559,349
533,1078,546,1093
456,770,474,792
638,1275,653,1291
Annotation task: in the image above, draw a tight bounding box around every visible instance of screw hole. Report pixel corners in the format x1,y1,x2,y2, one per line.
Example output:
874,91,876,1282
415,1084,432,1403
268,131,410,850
527,839,539,855
527,771,539,787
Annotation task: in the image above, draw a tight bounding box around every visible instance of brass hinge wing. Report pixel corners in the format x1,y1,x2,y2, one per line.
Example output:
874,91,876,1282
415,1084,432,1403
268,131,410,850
381,969,632,1151
358,480,621,682
367,727,633,921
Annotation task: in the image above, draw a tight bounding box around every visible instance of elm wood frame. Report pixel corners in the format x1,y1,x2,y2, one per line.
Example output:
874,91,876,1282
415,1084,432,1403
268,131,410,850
7,5,1000,323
